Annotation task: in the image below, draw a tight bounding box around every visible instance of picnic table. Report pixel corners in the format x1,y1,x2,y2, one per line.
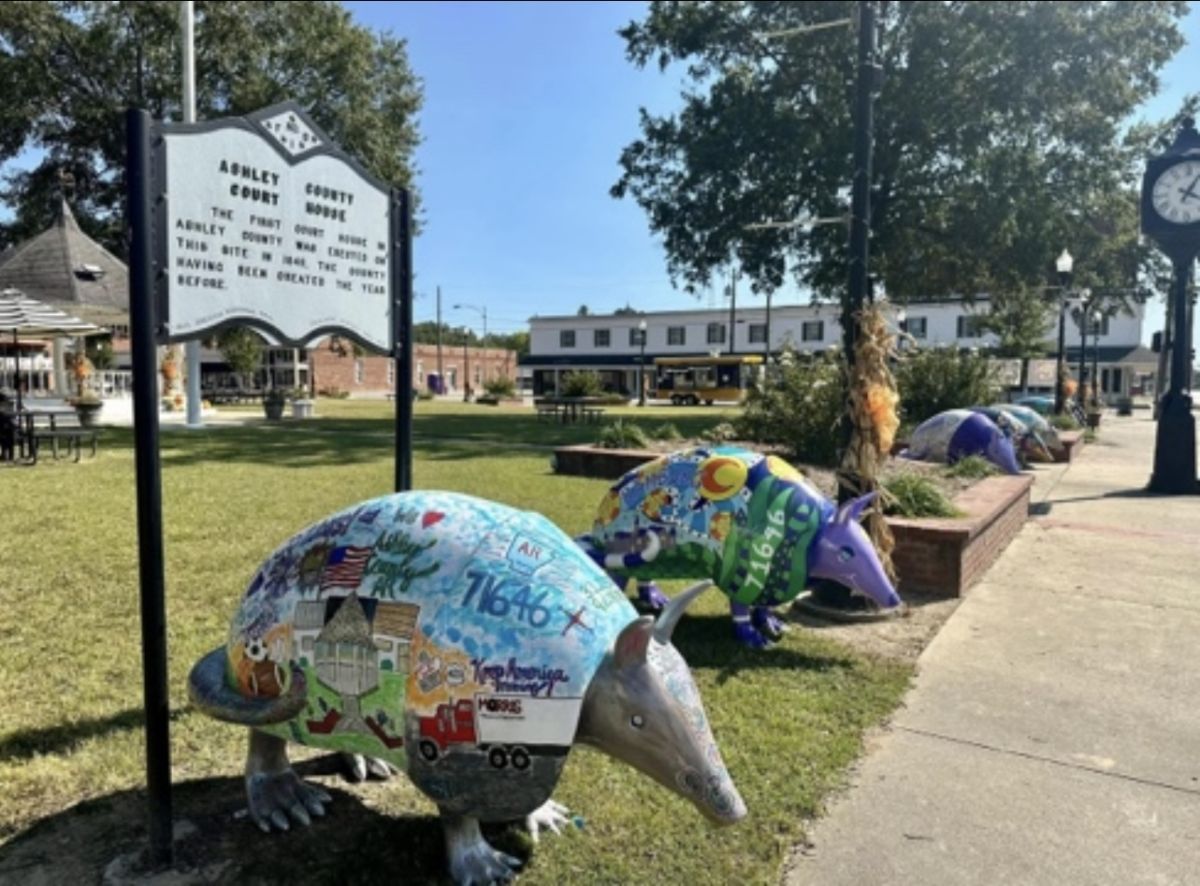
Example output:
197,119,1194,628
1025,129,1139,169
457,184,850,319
535,397,609,424
3,404,98,464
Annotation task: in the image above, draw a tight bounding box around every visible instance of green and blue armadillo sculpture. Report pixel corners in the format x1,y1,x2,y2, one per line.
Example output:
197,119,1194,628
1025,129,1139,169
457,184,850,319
577,446,902,648
188,491,744,885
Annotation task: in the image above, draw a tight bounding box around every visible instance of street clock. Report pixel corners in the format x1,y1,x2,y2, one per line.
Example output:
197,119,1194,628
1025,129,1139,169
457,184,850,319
1142,118,1200,264
1141,117,1200,495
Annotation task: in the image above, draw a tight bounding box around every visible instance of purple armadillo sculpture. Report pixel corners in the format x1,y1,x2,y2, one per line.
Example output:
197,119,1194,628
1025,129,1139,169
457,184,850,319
577,446,902,649
902,409,1022,474
188,491,744,885
968,406,1052,463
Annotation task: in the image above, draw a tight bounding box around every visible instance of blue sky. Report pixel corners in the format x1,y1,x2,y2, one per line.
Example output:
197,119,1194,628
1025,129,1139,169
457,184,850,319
346,0,1199,342
2,1,1196,343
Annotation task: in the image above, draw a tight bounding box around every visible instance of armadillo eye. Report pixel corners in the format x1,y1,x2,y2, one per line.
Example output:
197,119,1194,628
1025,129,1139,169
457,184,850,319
631,714,645,729
838,546,855,563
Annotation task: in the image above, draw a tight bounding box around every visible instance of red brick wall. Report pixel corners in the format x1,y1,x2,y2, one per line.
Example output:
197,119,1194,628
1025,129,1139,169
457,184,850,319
889,474,1032,597
309,341,518,396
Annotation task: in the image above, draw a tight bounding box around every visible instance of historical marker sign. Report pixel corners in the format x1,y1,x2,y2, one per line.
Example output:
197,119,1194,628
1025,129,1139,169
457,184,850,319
126,101,413,864
154,102,394,351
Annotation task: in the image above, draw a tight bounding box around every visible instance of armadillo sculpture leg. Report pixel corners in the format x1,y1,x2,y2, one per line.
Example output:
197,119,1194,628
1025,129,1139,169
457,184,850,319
245,730,331,831
636,580,669,611
443,810,525,884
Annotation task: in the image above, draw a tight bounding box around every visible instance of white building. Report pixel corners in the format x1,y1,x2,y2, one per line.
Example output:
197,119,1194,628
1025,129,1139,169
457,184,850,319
522,299,1154,402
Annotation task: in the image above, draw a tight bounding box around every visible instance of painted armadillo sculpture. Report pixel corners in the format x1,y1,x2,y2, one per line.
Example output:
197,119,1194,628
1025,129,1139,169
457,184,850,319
576,446,902,649
188,491,745,885
989,403,1063,455
967,406,1052,463
901,409,1022,474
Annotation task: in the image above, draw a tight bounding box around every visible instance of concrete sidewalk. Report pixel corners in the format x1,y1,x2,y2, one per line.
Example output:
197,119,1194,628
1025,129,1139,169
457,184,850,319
787,415,1200,886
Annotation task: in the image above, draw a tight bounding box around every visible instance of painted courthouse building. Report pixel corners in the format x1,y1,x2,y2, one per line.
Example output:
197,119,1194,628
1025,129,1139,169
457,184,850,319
522,299,1154,401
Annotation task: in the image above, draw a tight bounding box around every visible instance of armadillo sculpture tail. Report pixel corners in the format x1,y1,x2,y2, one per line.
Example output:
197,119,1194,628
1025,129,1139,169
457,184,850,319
188,647,308,727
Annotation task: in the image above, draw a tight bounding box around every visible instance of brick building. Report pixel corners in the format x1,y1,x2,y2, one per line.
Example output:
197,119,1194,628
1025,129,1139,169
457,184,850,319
309,340,518,398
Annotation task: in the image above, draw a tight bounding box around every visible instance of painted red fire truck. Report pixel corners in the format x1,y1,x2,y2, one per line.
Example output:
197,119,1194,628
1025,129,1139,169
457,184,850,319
416,694,580,770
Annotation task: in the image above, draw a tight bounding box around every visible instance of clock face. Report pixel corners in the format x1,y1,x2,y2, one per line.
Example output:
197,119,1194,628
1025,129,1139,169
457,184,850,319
1151,160,1200,224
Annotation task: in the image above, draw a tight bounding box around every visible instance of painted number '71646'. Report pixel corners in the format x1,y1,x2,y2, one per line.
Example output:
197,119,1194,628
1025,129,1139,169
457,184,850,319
461,570,552,628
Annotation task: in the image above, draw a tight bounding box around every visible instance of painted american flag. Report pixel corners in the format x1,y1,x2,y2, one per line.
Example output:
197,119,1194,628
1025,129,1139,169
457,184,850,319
320,545,372,593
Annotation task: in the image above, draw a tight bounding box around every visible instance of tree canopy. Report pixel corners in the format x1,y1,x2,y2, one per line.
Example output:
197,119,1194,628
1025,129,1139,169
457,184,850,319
612,1,1190,307
0,1,423,253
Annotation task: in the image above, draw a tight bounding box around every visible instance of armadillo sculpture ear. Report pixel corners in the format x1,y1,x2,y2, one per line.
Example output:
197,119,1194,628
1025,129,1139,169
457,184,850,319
837,491,877,524
652,580,713,645
614,616,655,669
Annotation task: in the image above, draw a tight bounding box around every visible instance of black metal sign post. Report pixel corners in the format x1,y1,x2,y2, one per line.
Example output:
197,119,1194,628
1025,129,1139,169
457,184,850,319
393,188,413,493
126,107,174,867
124,100,412,867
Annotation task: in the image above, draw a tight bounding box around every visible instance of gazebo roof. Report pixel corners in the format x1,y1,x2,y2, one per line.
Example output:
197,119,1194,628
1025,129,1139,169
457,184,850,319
0,198,128,327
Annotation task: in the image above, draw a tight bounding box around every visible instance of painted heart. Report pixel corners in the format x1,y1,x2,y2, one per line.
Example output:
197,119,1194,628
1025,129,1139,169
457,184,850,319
421,511,445,529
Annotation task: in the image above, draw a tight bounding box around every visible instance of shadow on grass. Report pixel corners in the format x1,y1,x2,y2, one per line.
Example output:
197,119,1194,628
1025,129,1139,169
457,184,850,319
0,759,531,885
670,612,858,684
0,707,191,764
103,424,558,470
112,409,735,469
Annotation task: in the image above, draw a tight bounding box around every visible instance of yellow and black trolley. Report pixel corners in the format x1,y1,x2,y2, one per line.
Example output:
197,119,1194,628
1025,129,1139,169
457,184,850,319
653,354,763,405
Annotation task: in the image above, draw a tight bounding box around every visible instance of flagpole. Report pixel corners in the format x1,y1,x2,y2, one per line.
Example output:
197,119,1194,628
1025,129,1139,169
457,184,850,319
182,0,204,428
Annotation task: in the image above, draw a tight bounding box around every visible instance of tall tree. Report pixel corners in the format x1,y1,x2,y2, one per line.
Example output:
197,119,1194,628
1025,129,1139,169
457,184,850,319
0,1,423,253
216,326,263,387
612,1,1187,304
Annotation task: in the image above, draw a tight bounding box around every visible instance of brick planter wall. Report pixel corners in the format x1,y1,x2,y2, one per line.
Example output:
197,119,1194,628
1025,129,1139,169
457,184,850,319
1053,430,1084,463
553,444,660,480
887,474,1033,597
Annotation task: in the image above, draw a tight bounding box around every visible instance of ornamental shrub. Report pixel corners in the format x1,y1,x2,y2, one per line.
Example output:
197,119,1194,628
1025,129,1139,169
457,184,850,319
894,347,999,425
735,348,844,466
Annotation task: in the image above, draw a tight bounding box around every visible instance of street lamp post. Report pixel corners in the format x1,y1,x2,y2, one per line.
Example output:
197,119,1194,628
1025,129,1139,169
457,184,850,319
1054,249,1073,415
1091,309,1102,409
454,302,487,399
638,319,648,407
1076,301,1089,410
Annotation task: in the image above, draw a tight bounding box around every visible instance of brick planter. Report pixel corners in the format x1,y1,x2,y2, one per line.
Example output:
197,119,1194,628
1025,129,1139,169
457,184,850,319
1053,430,1084,463
553,444,659,479
887,473,1033,598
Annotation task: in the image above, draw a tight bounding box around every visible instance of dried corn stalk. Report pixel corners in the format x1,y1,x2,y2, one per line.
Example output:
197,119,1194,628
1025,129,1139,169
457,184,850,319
836,303,900,583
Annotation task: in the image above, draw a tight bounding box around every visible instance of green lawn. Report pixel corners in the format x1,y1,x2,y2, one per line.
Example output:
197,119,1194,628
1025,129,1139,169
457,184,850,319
220,397,740,448
0,401,910,884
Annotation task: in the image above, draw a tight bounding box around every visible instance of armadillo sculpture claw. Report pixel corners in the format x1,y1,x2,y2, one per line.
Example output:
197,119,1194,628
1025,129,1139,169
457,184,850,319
577,446,902,649
188,492,745,885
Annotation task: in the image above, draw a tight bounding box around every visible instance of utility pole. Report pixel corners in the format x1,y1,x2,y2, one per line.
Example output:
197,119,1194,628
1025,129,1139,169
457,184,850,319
436,285,443,395
181,1,203,428
764,290,772,362
728,265,737,355
472,304,482,381
837,0,878,504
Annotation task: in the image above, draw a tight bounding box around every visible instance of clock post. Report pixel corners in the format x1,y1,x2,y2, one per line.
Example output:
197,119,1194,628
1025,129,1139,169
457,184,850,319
1142,118,1200,494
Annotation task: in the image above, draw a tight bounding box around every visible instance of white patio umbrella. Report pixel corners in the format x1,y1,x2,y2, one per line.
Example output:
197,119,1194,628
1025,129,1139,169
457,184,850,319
0,289,104,412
